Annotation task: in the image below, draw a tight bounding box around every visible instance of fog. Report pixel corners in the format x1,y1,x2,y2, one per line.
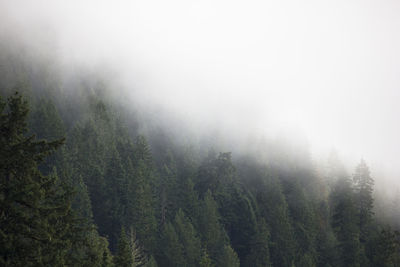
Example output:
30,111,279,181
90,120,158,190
1,0,400,189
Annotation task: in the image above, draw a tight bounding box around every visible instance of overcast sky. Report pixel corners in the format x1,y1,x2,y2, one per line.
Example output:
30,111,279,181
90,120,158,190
1,0,400,182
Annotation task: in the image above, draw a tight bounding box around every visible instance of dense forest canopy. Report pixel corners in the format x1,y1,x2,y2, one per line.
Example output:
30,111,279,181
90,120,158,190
1,33,400,267
2,1,400,266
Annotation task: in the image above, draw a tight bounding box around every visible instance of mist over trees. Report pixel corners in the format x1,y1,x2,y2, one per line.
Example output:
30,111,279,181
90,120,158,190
1,23,400,267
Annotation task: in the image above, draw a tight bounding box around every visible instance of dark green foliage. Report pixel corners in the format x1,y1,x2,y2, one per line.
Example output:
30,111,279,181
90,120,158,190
282,179,318,265
114,227,133,267
257,176,297,267
72,175,94,222
316,220,339,267
199,250,213,267
369,228,400,266
67,228,114,267
159,221,185,267
0,93,66,265
218,245,240,267
178,177,200,227
353,160,374,243
198,190,229,265
159,209,202,267
173,209,202,266
1,57,399,266
129,158,157,252
331,177,361,267
30,98,65,141
159,151,179,225
244,218,271,267
0,93,112,266
145,255,158,267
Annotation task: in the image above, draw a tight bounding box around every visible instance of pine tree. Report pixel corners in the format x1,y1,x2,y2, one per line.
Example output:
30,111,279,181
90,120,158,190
199,249,213,267
129,136,157,252
256,176,296,267
244,218,271,267
29,98,66,176
353,160,374,243
282,179,318,265
198,190,229,264
159,221,185,267
129,159,157,253
370,227,400,267
173,209,202,266
0,93,71,265
331,176,361,267
114,227,134,267
178,177,200,227
218,245,240,267
128,227,146,267
159,151,179,224
103,148,127,246
145,255,158,267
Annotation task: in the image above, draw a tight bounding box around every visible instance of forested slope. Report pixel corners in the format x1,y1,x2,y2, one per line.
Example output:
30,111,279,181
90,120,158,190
1,39,400,267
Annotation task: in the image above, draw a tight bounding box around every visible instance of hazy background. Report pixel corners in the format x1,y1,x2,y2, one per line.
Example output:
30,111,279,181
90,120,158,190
1,0,400,189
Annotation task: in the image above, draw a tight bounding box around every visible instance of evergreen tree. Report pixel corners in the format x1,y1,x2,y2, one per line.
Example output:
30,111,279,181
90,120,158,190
353,160,374,243
29,98,66,175
128,227,146,267
370,227,400,267
199,249,213,267
114,227,133,267
103,148,127,246
159,151,179,224
198,190,229,265
159,222,185,267
145,255,159,267
218,245,240,267
178,177,200,227
173,209,202,266
0,93,64,265
282,179,318,265
331,176,361,267
129,159,157,253
256,176,296,267
0,93,110,266
244,218,271,267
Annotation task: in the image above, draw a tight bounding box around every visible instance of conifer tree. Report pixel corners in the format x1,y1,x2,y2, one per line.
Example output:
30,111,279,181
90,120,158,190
198,190,229,265
331,176,361,267
244,218,271,267
256,176,296,267
199,249,213,267
128,227,146,267
114,227,134,267
370,227,400,266
353,160,374,243
218,245,240,267
173,209,202,266
178,177,200,226
0,93,75,265
145,255,158,267
130,159,157,252
159,222,185,267
159,151,179,224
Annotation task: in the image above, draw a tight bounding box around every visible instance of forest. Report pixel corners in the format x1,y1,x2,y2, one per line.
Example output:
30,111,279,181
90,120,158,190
2,25,400,267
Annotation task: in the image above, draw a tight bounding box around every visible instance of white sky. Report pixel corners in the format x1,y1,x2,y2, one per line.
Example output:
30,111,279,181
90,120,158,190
1,0,400,182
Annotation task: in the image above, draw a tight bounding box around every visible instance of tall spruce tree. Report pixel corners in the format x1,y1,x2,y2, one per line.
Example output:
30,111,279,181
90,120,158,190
0,93,71,265
331,176,361,267
198,190,226,257
353,160,374,243
159,221,185,267
173,209,202,266
114,227,134,267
